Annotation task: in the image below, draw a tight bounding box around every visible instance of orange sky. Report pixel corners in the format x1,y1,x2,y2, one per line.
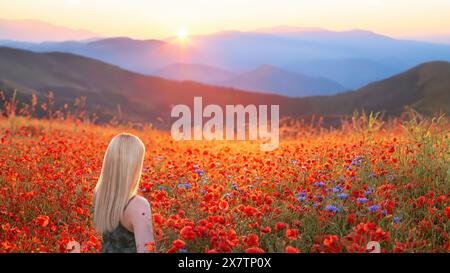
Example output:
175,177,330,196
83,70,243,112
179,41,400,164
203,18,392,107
1,0,450,39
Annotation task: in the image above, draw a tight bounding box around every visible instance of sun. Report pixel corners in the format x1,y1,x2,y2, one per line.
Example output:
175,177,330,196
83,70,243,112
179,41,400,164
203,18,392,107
177,27,188,40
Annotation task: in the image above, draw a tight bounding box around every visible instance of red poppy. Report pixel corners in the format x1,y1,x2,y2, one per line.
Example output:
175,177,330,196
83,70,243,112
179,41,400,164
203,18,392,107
180,226,196,240
245,247,265,253
286,228,299,240
285,246,300,253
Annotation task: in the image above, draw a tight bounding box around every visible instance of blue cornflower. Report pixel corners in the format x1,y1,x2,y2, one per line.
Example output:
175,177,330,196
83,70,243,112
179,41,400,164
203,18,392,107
231,184,238,190
365,187,374,196
337,193,349,200
195,169,205,175
325,205,339,213
351,156,362,166
368,172,375,179
177,183,191,189
357,197,368,203
368,205,379,212
333,185,343,193
158,185,167,190
297,192,307,202
200,189,207,194
393,216,401,224
381,209,388,216
179,249,188,253
315,194,323,200
313,181,325,188
313,203,320,208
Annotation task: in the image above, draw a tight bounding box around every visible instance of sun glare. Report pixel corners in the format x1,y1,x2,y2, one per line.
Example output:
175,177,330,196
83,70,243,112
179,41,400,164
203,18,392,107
177,27,188,40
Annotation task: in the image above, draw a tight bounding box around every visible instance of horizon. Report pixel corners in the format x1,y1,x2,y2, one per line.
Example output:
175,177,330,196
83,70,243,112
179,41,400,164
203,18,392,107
1,0,450,42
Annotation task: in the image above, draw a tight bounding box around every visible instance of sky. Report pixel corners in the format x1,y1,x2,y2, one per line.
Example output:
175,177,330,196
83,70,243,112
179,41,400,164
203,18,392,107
1,0,450,39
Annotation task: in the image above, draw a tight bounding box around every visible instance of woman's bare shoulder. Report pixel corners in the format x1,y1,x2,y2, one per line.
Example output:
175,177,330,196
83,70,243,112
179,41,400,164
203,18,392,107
127,195,151,214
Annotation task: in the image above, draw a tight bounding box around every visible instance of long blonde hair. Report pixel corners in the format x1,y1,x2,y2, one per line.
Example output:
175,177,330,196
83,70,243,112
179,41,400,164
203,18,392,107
94,133,145,234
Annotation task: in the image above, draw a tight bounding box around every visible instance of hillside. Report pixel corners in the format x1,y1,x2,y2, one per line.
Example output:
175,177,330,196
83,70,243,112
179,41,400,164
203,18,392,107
0,47,448,128
301,61,450,116
3,27,450,89
154,63,235,83
220,64,346,97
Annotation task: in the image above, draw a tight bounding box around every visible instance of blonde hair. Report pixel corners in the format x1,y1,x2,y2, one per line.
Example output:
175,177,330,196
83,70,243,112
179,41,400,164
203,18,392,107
94,133,145,234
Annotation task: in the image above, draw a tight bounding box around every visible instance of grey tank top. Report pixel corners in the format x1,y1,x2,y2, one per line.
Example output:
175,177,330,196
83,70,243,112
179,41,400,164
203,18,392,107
101,196,136,253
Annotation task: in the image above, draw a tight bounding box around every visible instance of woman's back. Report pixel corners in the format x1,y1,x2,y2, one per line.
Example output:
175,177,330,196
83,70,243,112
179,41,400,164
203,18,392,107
101,196,137,253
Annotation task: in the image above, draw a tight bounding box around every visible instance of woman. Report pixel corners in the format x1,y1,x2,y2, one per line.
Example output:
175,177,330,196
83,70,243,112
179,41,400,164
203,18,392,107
93,133,155,253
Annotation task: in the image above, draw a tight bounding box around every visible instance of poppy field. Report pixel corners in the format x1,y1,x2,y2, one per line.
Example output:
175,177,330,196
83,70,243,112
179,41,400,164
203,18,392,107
0,104,449,253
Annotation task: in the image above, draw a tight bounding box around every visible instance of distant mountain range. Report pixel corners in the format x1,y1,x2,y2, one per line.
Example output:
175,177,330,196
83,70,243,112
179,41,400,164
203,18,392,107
153,63,346,97
0,18,98,42
0,47,448,128
2,22,450,94
218,64,346,97
154,63,235,84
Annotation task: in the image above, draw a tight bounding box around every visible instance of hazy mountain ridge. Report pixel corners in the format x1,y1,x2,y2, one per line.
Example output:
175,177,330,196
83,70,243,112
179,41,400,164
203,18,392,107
0,47,448,128
2,25,450,92
219,64,346,97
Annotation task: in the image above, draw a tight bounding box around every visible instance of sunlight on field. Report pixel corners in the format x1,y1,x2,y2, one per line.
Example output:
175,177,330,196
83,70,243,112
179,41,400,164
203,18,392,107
0,113,449,253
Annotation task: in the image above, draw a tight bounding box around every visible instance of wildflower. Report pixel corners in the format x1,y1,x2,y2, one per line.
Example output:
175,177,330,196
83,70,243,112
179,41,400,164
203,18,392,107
314,194,323,200
177,183,191,189
297,192,307,202
245,247,265,253
365,187,374,196
286,228,299,240
173,239,186,249
357,197,368,203
195,169,204,175
35,215,50,227
393,216,401,224
285,246,300,253
219,200,229,210
275,222,287,232
180,226,196,240
325,205,339,213
243,234,259,247
332,185,343,193
313,181,325,188
337,193,348,200
368,205,379,212
445,207,450,219
260,226,271,233
351,156,362,166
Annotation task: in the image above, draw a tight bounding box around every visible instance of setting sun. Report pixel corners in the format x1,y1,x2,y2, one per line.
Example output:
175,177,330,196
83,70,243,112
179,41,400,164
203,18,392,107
177,27,188,40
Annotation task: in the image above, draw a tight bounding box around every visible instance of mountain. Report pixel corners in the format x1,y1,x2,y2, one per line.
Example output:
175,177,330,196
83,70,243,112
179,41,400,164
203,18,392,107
0,47,448,128
0,37,181,74
3,27,450,89
220,64,346,97
399,34,450,45
153,63,235,83
254,26,325,33
318,61,450,115
0,18,98,42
